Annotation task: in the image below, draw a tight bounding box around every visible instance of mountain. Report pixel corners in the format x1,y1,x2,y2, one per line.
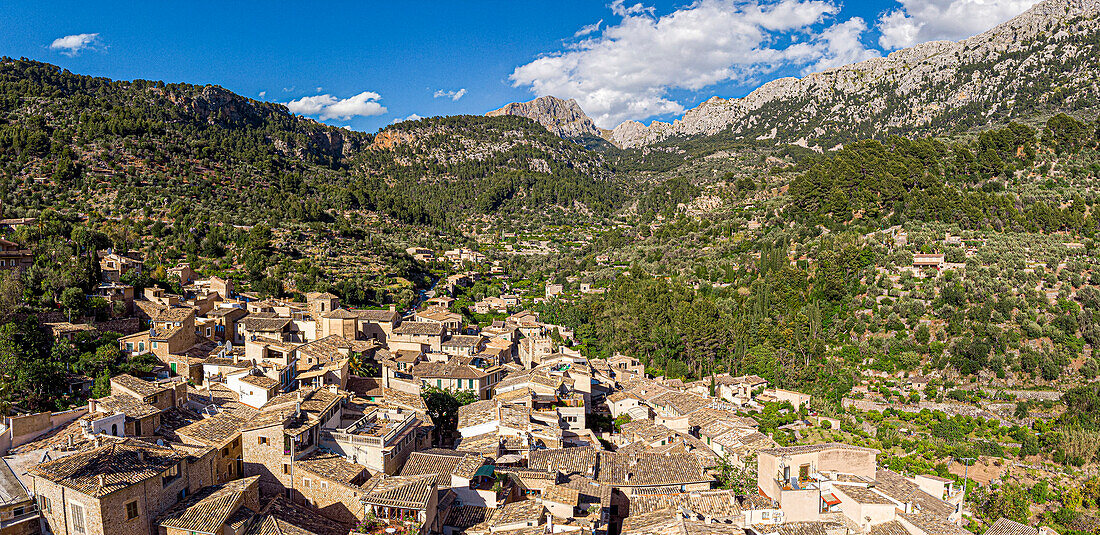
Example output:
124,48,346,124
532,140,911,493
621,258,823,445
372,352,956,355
486,96,606,140
501,0,1100,149
0,59,620,228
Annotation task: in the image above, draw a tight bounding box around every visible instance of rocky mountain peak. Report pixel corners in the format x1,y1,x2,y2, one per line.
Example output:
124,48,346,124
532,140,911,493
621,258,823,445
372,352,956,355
486,95,605,139
605,0,1100,149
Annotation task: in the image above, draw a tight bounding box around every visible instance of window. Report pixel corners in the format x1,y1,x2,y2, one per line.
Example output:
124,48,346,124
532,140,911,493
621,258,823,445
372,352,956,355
125,500,139,520
71,503,86,534
111,424,118,436
37,495,51,514
303,478,312,489
163,464,181,487
152,341,159,349
321,481,329,490
138,342,145,352
259,436,268,446
282,464,290,475
126,342,134,352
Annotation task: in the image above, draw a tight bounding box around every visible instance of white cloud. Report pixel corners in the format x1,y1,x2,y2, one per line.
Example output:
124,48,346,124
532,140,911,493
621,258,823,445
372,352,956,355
433,88,467,101
258,91,267,98
48,33,100,56
286,91,387,120
575,19,604,37
877,0,1040,49
510,0,878,128
610,0,655,17
801,17,880,74
392,114,424,124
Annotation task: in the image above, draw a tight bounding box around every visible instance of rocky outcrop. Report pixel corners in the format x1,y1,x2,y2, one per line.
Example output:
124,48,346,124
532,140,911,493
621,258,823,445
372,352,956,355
487,96,606,139
608,0,1100,148
163,85,369,161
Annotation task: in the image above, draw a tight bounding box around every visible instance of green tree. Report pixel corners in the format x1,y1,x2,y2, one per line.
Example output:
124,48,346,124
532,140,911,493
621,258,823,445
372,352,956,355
60,287,87,320
421,386,479,446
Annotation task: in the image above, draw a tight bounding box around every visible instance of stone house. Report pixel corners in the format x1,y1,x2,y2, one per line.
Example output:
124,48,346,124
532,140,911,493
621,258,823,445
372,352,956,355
28,438,217,535
359,474,441,535
240,388,344,496
389,322,445,353
413,307,463,335
205,306,248,344
305,292,340,315
98,252,142,282
155,476,260,535
175,412,247,485
291,452,371,524
756,443,879,522
320,406,432,475
355,308,401,344
0,457,38,535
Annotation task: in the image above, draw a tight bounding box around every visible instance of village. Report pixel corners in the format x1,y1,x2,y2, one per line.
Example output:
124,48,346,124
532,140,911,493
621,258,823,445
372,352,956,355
0,245,1048,535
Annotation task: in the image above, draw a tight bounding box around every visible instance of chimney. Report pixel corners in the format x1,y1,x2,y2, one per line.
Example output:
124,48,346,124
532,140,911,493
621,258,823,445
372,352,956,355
98,474,105,487
137,449,144,462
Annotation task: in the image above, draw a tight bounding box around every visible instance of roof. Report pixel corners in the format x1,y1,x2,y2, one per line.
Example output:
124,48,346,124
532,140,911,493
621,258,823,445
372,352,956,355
295,452,368,487
245,496,352,535
494,499,545,526
453,431,502,457
411,358,486,379
153,307,196,322
458,399,500,428
875,469,954,517
985,518,1038,535
529,447,598,476
29,439,185,498
240,374,280,389
871,521,912,535
758,442,879,456
360,473,437,509
443,334,485,348
381,387,428,411
355,308,401,323
393,321,446,336
242,387,342,432
321,308,358,319
542,485,580,506
175,412,246,446
629,489,742,519
242,316,292,332
898,512,970,535
398,450,486,486
0,458,29,506
111,373,167,398
833,484,896,505
621,509,683,534
597,452,711,487
157,476,259,534
93,393,161,420
445,505,495,530
766,521,834,535
346,376,383,398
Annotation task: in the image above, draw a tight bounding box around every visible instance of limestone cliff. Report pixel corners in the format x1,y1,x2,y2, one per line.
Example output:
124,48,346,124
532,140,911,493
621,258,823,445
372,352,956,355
608,0,1100,148
487,96,606,140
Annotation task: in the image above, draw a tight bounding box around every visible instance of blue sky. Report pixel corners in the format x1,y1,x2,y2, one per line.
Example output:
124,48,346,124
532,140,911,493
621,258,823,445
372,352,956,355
1,0,1039,132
